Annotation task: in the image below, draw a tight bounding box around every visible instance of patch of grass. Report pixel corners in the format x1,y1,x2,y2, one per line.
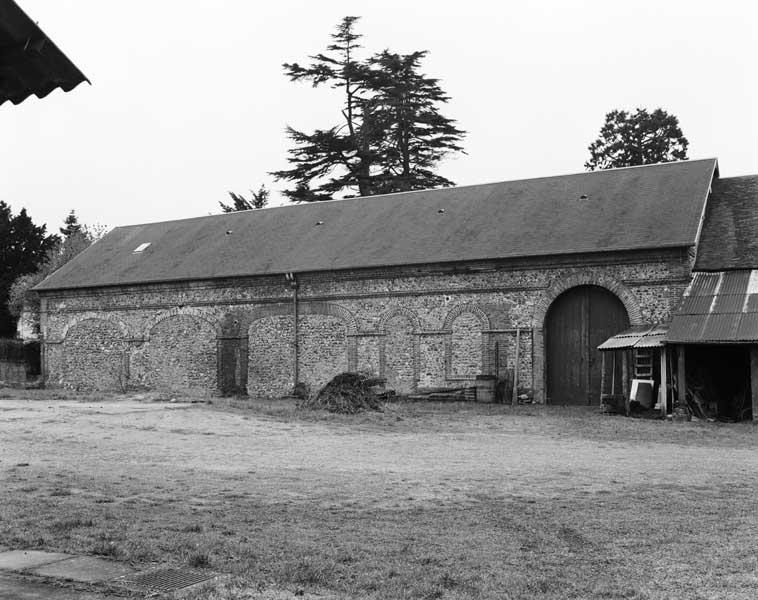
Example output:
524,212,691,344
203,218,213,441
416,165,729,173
188,551,212,568
50,517,94,532
279,557,333,586
91,539,119,558
49,488,72,497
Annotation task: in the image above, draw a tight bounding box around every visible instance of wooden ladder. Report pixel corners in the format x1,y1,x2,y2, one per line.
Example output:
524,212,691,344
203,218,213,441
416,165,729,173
634,349,654,379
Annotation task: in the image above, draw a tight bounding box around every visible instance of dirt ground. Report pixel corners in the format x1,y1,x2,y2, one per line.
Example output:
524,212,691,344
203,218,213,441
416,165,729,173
1,391,758,599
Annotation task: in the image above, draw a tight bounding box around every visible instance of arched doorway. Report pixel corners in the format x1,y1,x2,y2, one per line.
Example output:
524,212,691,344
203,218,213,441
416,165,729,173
545,285,629,405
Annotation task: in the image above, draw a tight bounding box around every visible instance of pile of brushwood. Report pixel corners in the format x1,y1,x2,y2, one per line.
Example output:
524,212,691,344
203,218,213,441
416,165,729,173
298,372,387,414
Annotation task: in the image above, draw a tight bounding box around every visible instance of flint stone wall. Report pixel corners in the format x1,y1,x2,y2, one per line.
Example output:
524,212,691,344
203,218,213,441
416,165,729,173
39,248,691,402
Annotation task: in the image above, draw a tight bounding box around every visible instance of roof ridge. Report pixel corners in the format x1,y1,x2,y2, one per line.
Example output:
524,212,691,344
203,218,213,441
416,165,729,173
116,158,719,230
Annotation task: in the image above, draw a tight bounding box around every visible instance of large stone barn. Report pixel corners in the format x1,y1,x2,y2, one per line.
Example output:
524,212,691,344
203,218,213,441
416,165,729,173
36,158,736,404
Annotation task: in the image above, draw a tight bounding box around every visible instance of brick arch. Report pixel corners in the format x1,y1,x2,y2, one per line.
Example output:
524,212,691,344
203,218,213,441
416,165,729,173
244,304,291,332
246,302,357,393
140,307,219,393
531,273,642,404
144,307,221,339
60,316,129,392
244,302,358,335
61,314,130,340
379,306,419,394
443,305,489,381
442,304,491,331
533,273,643,327
300,302,358,334
379,306,421,332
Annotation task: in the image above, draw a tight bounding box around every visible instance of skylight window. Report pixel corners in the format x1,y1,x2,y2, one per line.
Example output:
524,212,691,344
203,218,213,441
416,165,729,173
133,242,151,253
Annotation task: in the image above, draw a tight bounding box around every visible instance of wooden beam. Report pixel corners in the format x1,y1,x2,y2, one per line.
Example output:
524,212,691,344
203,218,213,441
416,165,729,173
511,329,520,407
677,345,686,412
751,346,758,422
659,346,668,417
599,351,607,410
622,350,629,416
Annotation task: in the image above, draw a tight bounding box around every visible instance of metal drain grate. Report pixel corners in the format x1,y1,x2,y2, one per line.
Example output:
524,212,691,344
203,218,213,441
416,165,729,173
122,567,216,592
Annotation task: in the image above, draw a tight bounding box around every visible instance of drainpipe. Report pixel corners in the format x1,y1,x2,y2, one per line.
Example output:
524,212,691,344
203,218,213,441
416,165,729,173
286,273,299,388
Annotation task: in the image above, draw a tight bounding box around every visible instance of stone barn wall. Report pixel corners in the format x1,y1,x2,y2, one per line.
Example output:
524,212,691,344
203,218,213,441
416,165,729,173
248,315,293,398
39,248,692,401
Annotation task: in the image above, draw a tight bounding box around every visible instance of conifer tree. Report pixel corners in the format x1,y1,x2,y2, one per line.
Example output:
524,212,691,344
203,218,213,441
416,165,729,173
219,185,270,212
271,17,465,201
367,50,465,193
59,209,82,236
0,202,57,336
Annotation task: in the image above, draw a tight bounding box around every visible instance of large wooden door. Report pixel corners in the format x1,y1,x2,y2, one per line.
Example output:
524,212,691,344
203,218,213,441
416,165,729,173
546,285,629,405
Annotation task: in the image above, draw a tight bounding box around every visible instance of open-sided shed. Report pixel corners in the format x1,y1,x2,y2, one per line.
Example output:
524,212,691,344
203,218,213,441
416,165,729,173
598,175,758,421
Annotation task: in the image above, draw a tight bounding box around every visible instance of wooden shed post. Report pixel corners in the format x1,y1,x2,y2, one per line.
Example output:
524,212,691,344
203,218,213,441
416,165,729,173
751,346,758,422
511,328,520,407
622,350,629,416
659,346,668,417
676,345,686,412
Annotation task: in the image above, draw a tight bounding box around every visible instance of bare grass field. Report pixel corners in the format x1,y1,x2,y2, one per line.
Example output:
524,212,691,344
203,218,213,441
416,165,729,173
1,389,758,599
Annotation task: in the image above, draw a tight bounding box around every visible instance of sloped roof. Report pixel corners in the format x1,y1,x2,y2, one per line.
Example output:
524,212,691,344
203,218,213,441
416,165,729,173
598,323,668,350
668,270,758,343
0,0,89,105
694,176,758,271
36,159,718,292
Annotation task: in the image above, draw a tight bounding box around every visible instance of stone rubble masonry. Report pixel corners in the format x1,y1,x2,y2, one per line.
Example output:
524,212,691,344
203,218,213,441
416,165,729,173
38,248,692,403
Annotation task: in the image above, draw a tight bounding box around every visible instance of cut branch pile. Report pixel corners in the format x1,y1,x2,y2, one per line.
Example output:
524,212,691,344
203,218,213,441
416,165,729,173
298,372,386,414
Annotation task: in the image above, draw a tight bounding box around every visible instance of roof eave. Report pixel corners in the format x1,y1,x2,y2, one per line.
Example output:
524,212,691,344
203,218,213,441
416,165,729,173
34,243,696,293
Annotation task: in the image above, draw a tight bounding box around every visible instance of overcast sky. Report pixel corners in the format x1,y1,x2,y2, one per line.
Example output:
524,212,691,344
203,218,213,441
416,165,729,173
2,0,757,233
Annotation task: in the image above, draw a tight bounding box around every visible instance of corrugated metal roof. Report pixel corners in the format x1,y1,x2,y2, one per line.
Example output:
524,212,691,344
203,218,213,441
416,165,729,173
695,176,758,271
636,324,669,348
36,159,718,291
598,324,668,350
668,270,758,343
0,0,88,105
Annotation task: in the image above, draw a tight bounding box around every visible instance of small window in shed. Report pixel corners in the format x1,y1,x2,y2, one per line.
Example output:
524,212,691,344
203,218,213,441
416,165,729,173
133,242,151,253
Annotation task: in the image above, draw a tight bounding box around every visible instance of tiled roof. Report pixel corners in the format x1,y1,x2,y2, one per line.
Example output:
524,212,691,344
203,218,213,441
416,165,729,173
0,0,88,105
668,270,758,343
36,159,717,291
694,175,758,271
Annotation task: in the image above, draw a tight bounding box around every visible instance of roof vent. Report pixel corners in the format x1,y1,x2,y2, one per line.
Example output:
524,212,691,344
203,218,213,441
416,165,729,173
579,194,589,200
133,242,151,253
315,221,324,226
225,230,233,235
438,208,446,214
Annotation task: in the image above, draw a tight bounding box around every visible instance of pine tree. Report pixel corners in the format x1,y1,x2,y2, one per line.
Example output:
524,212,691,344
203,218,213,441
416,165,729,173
60,210,82,237
271,17,375,201
367,50,465,193
585,108,689,171
271,17,465,201
219,185,270,212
